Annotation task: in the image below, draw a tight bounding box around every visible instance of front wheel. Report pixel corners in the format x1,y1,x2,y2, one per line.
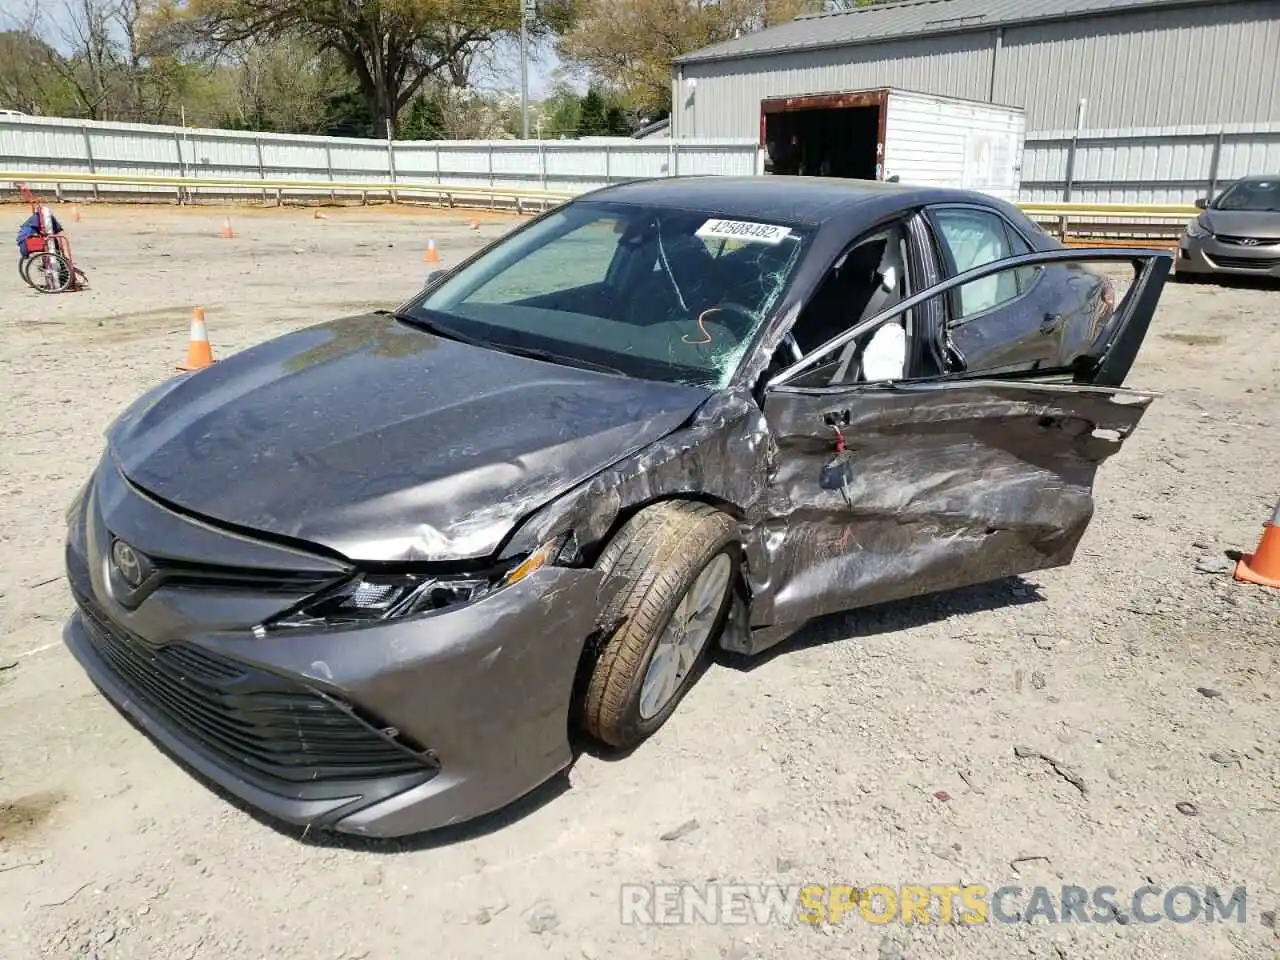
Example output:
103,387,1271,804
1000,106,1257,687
21,251,73,293
580,501,739,749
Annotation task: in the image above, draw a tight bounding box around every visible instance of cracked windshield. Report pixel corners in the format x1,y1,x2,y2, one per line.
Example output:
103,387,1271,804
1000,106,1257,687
411,200,811,388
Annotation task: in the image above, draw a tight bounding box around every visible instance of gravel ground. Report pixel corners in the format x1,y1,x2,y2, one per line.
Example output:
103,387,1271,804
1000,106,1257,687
0,203,1277,960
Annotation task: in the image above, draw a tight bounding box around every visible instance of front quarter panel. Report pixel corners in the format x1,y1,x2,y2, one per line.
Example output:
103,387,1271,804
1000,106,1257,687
500,387,781,622
208,566,616,836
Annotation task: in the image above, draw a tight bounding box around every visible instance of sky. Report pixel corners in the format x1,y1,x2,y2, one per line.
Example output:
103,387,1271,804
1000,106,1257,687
478,35,579,101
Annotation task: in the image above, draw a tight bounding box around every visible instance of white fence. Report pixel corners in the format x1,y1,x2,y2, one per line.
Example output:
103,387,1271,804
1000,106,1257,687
2,113,1277,206
1021,122,1280,206
0,115,758,200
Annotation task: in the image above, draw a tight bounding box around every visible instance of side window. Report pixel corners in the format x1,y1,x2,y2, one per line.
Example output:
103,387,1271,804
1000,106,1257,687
1004,223,1043,293
777,223,912,386
788,224,909,353
933,208,1022,320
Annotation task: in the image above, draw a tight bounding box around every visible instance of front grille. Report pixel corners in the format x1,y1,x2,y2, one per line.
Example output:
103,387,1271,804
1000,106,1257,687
72,587,435,788
1216,235,1280,247
1206,254,1280,270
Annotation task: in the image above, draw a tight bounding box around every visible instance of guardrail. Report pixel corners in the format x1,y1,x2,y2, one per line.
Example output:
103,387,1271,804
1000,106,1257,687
1020,201,1194,250
0,170,577,212
1019,201,1198,218
1,170,1198,244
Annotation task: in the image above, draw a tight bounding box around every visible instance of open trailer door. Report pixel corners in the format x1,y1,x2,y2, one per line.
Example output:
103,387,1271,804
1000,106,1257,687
760,87,1026,198
760,89,888,180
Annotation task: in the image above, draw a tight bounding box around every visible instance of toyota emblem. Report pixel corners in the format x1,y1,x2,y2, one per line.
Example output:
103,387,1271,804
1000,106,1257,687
112,539,144,588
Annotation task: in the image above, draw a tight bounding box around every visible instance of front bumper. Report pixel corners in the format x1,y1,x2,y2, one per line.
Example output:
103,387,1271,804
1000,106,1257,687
1177,236,1280,278
63,461,612,838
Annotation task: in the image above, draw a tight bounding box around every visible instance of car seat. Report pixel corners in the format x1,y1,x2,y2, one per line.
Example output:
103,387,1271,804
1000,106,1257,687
829,236,908,384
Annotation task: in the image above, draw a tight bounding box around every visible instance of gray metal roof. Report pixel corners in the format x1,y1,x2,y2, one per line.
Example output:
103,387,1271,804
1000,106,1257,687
632,117,671,139
673,0,1243,65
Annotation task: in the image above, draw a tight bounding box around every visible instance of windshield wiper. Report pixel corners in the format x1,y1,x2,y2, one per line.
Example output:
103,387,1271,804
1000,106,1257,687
488,342,626,376
383,309,625,376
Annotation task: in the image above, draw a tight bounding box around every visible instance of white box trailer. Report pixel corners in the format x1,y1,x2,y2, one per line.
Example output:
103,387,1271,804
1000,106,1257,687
759,87,1026,203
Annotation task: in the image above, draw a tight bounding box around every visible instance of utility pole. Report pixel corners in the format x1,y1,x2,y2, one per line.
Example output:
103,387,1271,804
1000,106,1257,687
520,0,536,139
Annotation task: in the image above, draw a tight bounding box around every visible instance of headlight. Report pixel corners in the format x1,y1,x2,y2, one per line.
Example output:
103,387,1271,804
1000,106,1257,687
1185,218,1212,239
263,534,570,630
499,535,567,587
268,573,494,628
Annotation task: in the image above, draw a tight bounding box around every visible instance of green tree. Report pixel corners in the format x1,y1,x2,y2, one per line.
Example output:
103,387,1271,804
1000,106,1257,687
0,30,79,116
399,88,447,140
539,83,582,138
192,0,575,135
216,39,349,133
322,87,376,137
605,104,635,136
559,0,821,115
578,86,608,135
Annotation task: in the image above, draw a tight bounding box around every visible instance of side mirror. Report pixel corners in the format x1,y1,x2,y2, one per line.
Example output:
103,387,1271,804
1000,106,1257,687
1194,198,1208,209
426,269,447,286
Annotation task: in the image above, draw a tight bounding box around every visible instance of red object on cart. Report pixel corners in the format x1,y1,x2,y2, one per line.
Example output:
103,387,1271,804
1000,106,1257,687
17,182,88,293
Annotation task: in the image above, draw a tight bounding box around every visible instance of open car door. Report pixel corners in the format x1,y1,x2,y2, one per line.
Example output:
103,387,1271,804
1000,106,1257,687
753,249,1172,633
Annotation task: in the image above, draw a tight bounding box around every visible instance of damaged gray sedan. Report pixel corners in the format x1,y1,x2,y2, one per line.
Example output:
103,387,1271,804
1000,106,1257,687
63,177,1172,837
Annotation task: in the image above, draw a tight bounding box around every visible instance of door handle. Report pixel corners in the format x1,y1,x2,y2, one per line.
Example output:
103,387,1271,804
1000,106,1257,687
1040,312,1062,333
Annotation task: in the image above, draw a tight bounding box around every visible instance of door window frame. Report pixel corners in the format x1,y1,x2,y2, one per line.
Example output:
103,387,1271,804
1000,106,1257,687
765,248,1172,392
770,213,926,384
923,202,1045,328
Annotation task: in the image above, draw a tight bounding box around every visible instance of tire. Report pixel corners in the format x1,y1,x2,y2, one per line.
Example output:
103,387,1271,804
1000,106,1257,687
580,500,739,748
21,252,73,293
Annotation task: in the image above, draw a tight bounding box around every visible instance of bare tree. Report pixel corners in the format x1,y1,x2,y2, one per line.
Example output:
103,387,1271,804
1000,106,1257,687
223,38,348,132
40,0,122,120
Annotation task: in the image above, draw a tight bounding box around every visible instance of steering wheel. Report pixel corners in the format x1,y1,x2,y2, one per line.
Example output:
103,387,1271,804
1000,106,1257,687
681,301,758,345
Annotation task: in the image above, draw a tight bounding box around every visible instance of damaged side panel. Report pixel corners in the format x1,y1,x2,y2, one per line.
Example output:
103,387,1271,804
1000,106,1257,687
748,379,1154,651
500,388,782,616
500,388,773,544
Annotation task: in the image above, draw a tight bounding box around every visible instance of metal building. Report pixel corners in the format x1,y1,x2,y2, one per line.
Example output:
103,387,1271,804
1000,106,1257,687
670,0,1280,139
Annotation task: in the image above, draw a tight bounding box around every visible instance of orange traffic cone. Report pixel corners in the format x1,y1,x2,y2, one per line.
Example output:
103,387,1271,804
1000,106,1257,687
313,208,326,220
468,219,480,231
177,307,216,371
423,239,440,263
1234,497,1280,588
72,205,82,222
219,216,235,239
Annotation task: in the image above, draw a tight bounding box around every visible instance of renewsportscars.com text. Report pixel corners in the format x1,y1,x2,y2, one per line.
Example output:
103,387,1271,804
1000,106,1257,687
619,883,1250,926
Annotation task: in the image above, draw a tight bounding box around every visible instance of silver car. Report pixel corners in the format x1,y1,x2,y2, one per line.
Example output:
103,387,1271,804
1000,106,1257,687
1177,176,1280,281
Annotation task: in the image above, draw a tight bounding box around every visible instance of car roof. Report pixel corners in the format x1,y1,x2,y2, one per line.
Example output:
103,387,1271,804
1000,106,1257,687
580,175,1011,227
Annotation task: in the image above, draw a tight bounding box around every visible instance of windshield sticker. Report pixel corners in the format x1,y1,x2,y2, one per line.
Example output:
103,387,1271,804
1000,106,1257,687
695,219,792,245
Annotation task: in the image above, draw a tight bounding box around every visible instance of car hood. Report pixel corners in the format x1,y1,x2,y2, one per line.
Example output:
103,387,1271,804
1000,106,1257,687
108,313,710,563
1202,209,1280,238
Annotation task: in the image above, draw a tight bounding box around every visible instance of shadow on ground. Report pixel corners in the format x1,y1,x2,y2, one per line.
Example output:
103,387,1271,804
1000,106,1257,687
97,575,1043,851
722,574,1045,671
